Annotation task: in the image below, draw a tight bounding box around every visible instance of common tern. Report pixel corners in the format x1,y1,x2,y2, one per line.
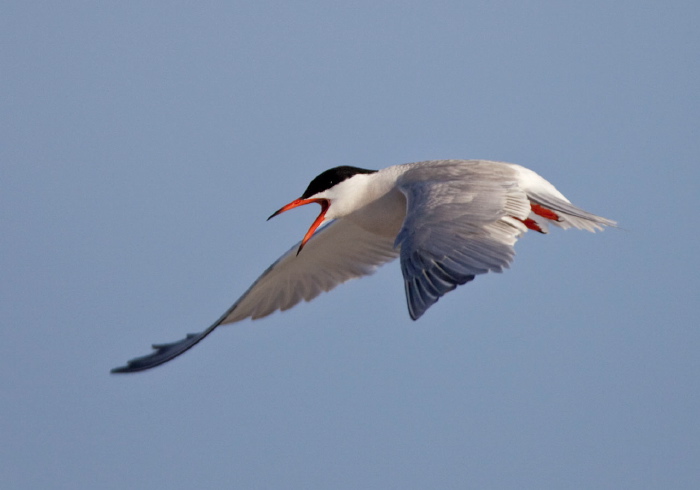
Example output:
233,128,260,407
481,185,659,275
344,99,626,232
112,159,615,373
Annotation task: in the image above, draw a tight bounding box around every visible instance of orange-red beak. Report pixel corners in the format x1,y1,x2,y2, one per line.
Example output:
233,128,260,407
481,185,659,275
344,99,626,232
268,198,330,255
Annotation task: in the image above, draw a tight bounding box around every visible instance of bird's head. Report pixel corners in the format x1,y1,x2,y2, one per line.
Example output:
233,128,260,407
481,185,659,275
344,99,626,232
268,166,378,254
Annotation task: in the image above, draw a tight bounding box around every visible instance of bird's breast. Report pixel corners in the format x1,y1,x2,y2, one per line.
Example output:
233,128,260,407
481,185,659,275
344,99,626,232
346,187,407,238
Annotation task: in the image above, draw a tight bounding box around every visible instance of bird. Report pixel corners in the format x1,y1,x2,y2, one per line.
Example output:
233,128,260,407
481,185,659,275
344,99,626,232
112,159,615,373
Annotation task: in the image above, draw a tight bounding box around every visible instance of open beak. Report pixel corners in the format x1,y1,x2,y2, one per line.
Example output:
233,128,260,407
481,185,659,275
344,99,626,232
268,198,330,255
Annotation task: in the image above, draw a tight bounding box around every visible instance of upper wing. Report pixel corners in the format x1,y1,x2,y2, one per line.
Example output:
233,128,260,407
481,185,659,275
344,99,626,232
112,219,398,373
395,160,531,320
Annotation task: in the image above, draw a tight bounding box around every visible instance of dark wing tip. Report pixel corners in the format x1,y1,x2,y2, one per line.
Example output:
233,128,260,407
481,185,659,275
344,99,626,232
110,331,209,374
402,255,477,321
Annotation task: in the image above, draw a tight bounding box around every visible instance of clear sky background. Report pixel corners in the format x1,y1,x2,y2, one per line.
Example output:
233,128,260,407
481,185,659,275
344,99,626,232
2,2,698,489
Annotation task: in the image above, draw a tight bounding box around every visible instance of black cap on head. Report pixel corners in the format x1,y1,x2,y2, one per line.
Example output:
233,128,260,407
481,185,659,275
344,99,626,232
300,166,378,199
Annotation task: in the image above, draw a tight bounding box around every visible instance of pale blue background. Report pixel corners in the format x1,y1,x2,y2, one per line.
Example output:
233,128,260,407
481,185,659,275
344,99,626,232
2,2,699,489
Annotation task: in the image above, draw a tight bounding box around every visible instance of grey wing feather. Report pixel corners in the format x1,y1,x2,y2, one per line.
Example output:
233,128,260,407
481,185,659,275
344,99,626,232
222,219,398,323
395,161,530,320
111,219,398,373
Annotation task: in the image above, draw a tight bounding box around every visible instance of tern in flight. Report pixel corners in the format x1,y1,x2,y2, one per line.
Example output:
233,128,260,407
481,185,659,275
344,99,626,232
112,159,615,373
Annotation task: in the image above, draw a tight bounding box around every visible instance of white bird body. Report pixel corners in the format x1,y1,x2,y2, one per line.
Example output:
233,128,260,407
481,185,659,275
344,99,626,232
113,160,615,373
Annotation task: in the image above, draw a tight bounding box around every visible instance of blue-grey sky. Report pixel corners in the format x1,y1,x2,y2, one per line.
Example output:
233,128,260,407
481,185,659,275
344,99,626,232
2,1,699,489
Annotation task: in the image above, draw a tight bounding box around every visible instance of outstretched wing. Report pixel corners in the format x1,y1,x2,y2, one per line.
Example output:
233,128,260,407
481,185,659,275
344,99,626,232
395,160,531,320
112,219,398,373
